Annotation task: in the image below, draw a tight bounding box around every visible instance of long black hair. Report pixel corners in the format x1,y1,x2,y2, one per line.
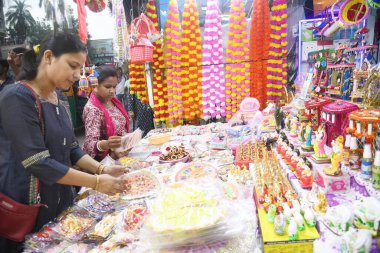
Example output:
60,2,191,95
18,32,87,81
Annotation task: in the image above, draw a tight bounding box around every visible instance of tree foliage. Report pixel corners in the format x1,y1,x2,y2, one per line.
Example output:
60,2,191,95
5,0,35,37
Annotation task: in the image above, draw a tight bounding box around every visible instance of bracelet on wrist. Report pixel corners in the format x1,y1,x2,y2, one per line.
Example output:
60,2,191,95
96,141,107,152
96,163,102,174
99,164,106,175
94,175,100,191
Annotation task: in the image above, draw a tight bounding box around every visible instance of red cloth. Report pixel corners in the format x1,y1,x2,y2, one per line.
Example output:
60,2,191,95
77,0,88,44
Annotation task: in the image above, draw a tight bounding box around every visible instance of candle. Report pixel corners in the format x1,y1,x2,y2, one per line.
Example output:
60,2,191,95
368,122,372,135
356,121,361,134
349,119,354,129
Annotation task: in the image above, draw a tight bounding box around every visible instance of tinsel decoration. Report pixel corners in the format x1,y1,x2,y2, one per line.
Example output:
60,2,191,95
165,0,183,124
129,63,148,104
225,0,250,119
146,0,168,123
180,0,203,121
111,0,128,63
267,0,288,102
249,0,270,109
202,0,226,120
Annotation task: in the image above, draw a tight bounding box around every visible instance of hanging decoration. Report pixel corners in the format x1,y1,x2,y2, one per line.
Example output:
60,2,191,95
87,0,106,13
267,0,288,102
164,0,183,124
202,0,226,120
129,14,155,64
367,0,380,9
339,0,369,26
76,0,88,44
225,0,250,119
146,0,168,123
129,63,148,104
180,0,203,121
111,0,128,63
249,0,270,109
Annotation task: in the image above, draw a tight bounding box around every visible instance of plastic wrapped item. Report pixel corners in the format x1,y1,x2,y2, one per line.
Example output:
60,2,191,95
118,156,151,171
174,162,217,182
114,128,143,153
119,201,150,232
77,191,115,216
122,169,160,200
53,207,96,241
140,181,253,250
84,212,120,242
24,222,60,252
88,232,136,253
44,241,90,253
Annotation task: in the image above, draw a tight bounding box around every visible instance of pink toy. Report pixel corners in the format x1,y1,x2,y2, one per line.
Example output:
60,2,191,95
321,100,359,146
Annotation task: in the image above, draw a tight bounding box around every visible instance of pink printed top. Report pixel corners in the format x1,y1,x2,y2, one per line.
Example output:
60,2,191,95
83,100,128,159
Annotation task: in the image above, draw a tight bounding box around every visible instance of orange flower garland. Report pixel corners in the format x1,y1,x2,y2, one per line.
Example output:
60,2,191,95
165,0,183,124
146,0,168,123
180,0,203,121
225,0,250,119
129,63,148,104
249,0,270,109
267,0,288,102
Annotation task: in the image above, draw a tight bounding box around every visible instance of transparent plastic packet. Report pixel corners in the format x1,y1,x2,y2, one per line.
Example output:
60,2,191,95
121,169,161,201
51,206,97,242
87,232,136,253
76,190,116,218
44,241,91,253
23,222,61,252
114,128,143,153
139,180,254,250
82,211,121,243
115,200,150,234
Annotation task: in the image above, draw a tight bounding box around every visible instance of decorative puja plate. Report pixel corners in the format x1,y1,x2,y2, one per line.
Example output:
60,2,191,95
175,162,217,182
122,170,160,200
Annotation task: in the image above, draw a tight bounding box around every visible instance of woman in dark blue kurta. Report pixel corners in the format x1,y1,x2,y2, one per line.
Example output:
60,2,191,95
0,33,128,253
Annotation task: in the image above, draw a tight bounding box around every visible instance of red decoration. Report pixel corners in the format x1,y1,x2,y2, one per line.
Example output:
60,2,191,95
87,0,106,13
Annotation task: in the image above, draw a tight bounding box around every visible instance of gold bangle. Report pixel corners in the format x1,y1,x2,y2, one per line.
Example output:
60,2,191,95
96,164,102,174
94,175,100,191
99,165,106,175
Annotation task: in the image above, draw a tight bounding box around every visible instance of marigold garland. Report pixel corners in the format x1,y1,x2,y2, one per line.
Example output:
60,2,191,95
146,0,168,123
129,63,148,104
164,0,183,124
225,0,250,119
202,0,226,120
249,0,270,109
180,0,203,121
267,0,288,102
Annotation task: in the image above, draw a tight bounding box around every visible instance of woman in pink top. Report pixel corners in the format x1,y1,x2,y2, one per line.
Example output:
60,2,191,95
83,66,130,161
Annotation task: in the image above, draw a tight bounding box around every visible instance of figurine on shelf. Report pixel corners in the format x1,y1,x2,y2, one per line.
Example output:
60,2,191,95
288,218,299,241
311,124,331,164
301,122,314,152
275,104,284,130
267,204,277,223
294,211,305,231
298,122,307,142
308,183,319,203
285,114,291,131
304,208,316,227
290,117,299,137
324,135,344,176
300,167,313,189
274,214,286,235
314,191,328,213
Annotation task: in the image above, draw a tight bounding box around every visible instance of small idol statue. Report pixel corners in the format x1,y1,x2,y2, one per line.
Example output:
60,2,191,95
298,122,307,142
301,122,314,152
290,117,299,137
311,124,331,164
324,135,344,176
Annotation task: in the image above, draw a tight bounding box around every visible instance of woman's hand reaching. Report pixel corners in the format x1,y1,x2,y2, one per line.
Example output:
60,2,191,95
96,174,126,195
102,164,129,177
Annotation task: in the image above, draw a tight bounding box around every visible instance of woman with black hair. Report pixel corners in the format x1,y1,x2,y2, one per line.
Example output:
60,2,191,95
82,66,130,161
7,46,27,78
0,33,127,252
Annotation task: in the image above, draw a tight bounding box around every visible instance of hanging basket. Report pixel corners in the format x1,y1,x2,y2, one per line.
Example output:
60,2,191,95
130,38,154,64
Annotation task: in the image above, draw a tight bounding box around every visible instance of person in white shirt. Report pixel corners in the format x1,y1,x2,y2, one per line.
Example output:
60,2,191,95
115,67,126,102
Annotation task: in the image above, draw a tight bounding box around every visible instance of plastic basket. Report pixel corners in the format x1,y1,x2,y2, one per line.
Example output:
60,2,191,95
130,44,153,64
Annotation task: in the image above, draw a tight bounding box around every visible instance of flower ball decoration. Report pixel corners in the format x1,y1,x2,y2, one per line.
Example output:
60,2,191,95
249,0,270,109
129,63,148,104
267,0,288,102
146,0,168,123
202,0,226,121
225,0,250,119
164,0,183,124
180,0,203,121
